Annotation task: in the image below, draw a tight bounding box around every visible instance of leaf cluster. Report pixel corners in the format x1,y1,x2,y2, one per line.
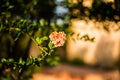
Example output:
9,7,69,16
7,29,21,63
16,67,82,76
1,56,44,73
69,32,95,42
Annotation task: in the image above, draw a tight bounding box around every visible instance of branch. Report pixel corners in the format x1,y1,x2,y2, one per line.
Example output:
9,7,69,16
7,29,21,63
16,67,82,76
26,33,49,56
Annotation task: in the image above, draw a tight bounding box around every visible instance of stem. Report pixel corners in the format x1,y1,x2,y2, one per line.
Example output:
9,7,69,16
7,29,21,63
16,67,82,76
11,73,17,80
26,33,49,55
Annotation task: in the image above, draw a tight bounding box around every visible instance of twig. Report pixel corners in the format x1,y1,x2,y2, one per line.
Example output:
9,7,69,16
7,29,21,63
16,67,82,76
26,33,49,55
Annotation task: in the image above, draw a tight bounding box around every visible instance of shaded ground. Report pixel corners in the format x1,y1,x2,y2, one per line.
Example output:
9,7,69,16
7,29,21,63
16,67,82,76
32,64,120,80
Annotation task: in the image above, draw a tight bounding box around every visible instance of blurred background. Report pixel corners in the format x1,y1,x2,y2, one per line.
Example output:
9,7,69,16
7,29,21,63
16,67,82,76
0,0,120,80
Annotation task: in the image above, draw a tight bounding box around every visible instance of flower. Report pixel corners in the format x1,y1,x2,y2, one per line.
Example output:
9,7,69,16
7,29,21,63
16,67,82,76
49,31,66,47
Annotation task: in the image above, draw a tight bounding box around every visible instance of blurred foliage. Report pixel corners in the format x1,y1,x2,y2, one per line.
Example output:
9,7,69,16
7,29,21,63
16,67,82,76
69,32,95,42
66,0,120,21
66,0,120,69
0,0,56,20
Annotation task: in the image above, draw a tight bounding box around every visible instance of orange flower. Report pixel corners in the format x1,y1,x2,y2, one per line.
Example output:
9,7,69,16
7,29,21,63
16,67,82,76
49,31,66,47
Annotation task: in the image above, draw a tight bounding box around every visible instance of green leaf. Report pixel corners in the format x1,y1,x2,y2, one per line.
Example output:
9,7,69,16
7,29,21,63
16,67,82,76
19,68,22,73
36,37,40,44
37,57,42,62
39,19,45,27
18,58,25,65
8,58,14,62
19,58,23,64
48,41,53,49
36,36,48,44
41,36,48,40
14,32,21,41
8,5,14,9
1,58,7,63
15,28,21,31
13,66,16,70
26,57,33,66
49,49,54,54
